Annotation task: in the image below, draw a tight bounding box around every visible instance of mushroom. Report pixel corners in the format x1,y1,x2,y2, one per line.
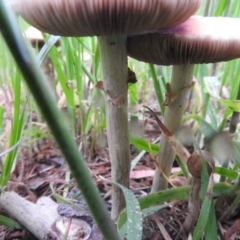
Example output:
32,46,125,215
127,16,240,192
183,150,215,235
10,0,201,219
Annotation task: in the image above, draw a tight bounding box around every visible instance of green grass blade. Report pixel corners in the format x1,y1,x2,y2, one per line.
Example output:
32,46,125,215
183,114,217,138
36,35,60,65
214,0,228,16
205,202,218,240
193,175,214,240
149,64,165,114
0,72,25,186
50,46,75,108
129,135,159,154
215,166,238,179
218,99,240,112
131,150,146,171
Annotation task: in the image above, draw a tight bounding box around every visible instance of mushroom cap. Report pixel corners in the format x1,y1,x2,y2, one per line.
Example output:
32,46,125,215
11,0,200,37
127,16,240,65
187,150,215,179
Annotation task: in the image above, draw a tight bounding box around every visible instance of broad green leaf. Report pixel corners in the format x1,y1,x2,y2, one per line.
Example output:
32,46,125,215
0,215,22,228
118,182,235,230
109,182,143,240
119,205,168,239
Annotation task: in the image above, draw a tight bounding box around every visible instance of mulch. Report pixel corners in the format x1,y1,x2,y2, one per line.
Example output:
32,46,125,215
0,114,240,239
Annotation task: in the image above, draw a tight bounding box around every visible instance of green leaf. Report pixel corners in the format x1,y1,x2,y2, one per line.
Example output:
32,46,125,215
36,35,60,66
205,202,218,240
142,205,168,218
119,205,168,239
118,186,189,230
193,175,214,240
131,150,146,171
111,182,142,240
117,182,235,230
0,72,25,186
82,105,93,134
199,150,210,200
149,64,165,114
233,141,240,167
0,215,22,228
129,135,159,154
218,99,240,112
183,114,217,138
215,166,238,179
214,0,228,16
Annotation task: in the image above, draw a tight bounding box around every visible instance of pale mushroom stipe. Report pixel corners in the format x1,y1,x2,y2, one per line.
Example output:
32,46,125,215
128,16,240,192
10,0,201,220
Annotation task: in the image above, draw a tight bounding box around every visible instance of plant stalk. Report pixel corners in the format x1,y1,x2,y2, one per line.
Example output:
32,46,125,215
98,35,130,220
151,64,194,192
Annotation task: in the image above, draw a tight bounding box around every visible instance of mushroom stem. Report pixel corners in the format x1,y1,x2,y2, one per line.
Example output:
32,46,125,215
98,35,130,220
151,64,194,192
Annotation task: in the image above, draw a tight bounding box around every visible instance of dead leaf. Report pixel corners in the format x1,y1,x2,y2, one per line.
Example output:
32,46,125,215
224,219,240,240
95,81,104,91
144,106,190,163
